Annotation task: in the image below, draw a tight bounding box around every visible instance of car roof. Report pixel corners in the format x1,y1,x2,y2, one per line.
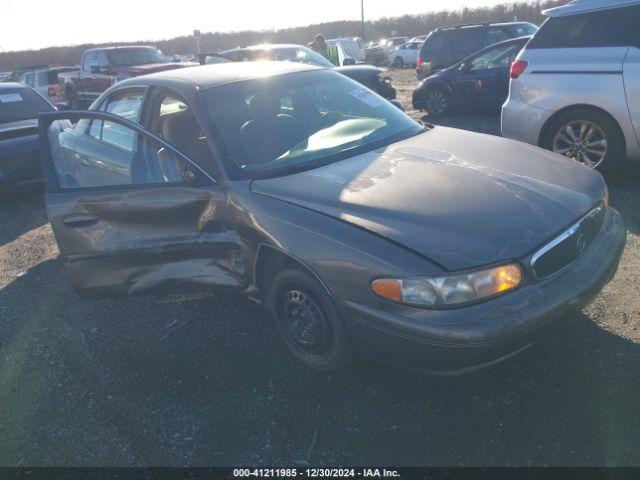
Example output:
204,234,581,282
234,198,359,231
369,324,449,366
435,21,533,31
117,61,322,93
543,0,640,17
0,82,27,90
226,44,307,52
85,45,157,53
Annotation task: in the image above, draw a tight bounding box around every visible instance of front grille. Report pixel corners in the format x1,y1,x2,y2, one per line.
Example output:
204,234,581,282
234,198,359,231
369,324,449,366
531,204,606,279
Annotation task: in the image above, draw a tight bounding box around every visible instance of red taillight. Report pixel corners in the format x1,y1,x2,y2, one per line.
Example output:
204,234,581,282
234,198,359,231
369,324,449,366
510,59,528,79
417,54,423,67
48,85,60,97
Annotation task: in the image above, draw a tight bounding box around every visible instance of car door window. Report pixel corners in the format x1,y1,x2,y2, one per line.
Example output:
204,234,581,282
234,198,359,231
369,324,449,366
530,5,639,49
49,114,207,189
468,43,522,71
89,90,145,152
486,28,511,46
83,52,96,70
154,94,217,174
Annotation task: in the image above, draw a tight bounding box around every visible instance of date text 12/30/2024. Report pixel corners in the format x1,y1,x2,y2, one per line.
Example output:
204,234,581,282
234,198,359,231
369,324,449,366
233,469,401,478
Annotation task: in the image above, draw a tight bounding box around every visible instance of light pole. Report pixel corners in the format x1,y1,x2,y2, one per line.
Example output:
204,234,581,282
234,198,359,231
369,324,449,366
360,0,365,40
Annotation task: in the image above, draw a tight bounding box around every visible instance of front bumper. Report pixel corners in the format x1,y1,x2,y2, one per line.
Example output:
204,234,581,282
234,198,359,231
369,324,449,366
340,208,626,374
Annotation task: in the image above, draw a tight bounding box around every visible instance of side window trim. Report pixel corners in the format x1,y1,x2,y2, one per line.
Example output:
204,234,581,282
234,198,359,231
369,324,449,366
38,110,217,193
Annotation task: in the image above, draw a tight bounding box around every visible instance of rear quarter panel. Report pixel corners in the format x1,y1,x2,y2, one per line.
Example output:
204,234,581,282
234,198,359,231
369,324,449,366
514,46,639,158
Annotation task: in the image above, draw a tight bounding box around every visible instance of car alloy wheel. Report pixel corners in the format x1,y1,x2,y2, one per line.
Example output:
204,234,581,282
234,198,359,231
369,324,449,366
277,288,332,358
552,120,608,169
426,90,448,116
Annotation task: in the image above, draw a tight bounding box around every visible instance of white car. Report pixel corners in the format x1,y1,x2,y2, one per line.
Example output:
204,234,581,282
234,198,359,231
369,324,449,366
501,0,640,172
388,41,422,68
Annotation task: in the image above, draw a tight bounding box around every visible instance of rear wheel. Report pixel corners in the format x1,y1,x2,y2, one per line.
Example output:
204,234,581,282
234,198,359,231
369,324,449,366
424,87,451,117
269,268,351,371
542,108,624,172
393,56,404,68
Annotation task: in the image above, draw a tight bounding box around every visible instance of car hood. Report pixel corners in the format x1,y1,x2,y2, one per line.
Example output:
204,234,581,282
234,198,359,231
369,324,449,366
251,127,606,271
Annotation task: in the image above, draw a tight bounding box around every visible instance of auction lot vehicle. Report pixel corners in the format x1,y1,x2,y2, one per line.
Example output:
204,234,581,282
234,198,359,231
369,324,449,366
416,22,537,79
502,0,640,172
58,46,185,109
413,37,529,116
0,83,55,193
388,41,422,68
202,45,400,103
39,62,625,372
19,67,77,107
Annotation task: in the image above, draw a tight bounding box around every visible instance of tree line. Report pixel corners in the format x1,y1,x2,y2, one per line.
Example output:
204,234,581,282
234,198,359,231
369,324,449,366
0,0,564,72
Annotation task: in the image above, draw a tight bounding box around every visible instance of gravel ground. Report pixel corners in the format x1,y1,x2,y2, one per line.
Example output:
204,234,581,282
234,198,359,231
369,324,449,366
1,68,640,467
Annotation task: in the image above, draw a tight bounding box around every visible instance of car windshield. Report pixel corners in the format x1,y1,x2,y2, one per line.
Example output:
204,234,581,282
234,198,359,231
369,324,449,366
0,87,53,123
107,48,166,66
202,70,423,178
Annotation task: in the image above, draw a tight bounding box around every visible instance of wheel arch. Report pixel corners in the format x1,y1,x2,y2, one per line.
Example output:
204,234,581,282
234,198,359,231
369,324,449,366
252,244,333,304
538,104,626,152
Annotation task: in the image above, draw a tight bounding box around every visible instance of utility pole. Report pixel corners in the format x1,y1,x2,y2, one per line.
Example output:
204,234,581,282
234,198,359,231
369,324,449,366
361,0,365,40
193,29,201,54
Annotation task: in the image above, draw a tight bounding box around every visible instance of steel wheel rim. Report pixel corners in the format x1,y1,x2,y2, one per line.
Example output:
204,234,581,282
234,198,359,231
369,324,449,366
427,91,447,115
278,288,331,357
552,120,608,169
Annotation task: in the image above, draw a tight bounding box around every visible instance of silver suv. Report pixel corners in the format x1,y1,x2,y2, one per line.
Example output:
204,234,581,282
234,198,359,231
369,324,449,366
501,0,640,171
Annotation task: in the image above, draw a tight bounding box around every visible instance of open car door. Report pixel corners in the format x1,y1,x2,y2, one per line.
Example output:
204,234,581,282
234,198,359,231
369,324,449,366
38,111,244,297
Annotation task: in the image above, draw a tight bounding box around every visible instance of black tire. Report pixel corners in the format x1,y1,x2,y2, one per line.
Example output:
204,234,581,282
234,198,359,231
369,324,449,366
268,268,351,371
541,108,625,173
393,56,404,68
424,86,451,117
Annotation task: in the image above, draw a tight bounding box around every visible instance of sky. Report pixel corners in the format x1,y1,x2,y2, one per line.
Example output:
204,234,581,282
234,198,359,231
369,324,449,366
1,0,511,52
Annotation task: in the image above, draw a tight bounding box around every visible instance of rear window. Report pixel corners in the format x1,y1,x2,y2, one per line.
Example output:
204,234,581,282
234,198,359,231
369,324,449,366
0,88,53,124
509,23,538,37
529,6,640,49
455,28,485,54
421,30,454,57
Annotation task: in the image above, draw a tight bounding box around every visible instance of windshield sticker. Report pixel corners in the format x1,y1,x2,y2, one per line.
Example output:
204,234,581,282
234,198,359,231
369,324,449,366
0,93,23,103
349,88,384,108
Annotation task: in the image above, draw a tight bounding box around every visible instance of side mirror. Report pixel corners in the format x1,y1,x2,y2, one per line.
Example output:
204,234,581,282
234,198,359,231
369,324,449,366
90,65,104,74
459,63,471,73
342,57,356,66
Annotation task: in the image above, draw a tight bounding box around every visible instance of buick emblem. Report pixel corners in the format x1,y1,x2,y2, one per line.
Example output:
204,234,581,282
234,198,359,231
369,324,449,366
576,233,588,254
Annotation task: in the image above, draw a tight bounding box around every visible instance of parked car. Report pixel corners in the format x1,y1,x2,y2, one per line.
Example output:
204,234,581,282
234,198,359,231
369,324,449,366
229,43,356,66
326,37,366,63
58,46,185,109
38,62,624,373
0,83,55,194
413,36,529,116
388,41,422,68
416,22,538,79
502,0,640,172
19,67,77,107
366,37,409,65
202,45,400,104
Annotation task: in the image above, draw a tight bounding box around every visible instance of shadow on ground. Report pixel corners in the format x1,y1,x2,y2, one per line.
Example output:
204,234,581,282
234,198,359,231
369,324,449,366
1,257,639,466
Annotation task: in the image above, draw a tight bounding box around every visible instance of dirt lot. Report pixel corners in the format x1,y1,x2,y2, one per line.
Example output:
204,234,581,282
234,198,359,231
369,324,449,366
1,68,640,466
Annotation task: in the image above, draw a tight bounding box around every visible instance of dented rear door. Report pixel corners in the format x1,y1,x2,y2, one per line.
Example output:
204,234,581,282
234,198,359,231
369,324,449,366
39,111,244,297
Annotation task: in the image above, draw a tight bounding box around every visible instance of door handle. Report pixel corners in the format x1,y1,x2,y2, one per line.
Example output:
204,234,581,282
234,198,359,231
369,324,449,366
62,214,99,228
79,158,90,167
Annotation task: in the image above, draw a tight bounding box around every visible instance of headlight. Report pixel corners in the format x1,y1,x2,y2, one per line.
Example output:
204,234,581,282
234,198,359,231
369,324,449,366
371,263,523,307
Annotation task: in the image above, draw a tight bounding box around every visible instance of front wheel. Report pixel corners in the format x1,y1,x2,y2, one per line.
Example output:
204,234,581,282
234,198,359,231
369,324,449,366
542,108,624,172
392,56,404,68
269,268,351,371
424,87,451,117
